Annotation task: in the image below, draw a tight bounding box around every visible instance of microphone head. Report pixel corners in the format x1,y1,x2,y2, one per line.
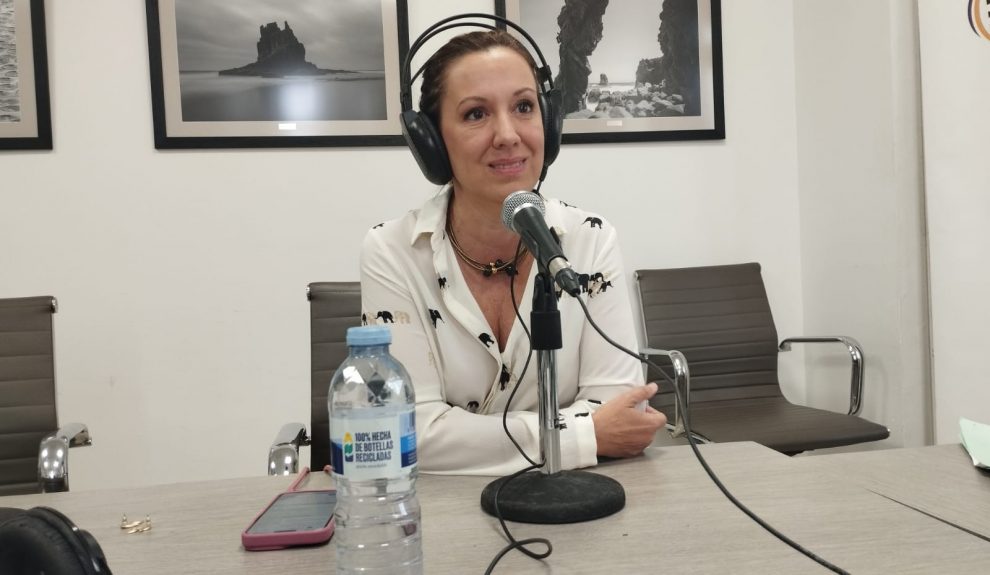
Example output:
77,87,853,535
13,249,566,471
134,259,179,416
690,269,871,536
501,191,545,233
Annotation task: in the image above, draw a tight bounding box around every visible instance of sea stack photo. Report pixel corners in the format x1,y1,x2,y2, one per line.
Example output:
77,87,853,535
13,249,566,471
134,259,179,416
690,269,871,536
175,0,387,122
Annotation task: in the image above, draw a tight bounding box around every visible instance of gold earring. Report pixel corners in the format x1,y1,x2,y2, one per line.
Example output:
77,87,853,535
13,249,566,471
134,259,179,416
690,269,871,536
121,514,152,533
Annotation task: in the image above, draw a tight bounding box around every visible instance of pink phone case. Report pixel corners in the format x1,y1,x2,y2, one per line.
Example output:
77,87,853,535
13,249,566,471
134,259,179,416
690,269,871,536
241,489,336,551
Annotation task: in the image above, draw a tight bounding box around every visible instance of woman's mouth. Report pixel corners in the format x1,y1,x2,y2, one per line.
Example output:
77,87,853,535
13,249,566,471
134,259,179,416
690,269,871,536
489,158,527,175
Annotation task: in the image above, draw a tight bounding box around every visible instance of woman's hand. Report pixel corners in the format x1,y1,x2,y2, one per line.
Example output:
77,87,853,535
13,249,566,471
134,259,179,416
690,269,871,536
591,383,667,458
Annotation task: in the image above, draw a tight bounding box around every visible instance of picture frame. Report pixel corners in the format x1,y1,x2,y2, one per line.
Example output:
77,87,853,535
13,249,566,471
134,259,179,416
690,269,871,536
145,0,409,149
496,0,724,143
0,0,52,151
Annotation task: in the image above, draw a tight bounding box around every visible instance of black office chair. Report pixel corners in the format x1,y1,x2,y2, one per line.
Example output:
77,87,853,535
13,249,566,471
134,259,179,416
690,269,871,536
268,282,362,475
636,263,890,455
0,296,92,495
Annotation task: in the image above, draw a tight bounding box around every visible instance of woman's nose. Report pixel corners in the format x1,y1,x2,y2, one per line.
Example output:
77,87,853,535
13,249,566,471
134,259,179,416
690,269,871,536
492,113,521,147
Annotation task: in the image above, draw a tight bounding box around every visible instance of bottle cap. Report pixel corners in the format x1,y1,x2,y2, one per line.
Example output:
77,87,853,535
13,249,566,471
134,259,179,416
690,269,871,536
346,325,392,346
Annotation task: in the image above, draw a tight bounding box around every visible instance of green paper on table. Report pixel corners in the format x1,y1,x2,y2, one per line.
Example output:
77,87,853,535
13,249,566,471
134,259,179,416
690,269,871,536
959,417,990,469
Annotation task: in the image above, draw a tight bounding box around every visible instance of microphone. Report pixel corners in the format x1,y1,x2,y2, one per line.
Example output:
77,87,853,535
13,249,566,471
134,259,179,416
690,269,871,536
501,191,581,297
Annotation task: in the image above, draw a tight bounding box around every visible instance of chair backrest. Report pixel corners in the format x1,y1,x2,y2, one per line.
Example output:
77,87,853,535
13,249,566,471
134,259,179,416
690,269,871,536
635,263,783,410
0,296,58,496
307,282,362,471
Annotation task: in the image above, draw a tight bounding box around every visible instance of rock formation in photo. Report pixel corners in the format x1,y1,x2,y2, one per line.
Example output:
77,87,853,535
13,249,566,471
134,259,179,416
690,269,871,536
653,0,700,115
219,21,348,77
554,0,610,115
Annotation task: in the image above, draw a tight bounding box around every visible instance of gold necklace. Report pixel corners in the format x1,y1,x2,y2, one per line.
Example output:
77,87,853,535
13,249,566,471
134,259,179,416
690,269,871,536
446,219,527,277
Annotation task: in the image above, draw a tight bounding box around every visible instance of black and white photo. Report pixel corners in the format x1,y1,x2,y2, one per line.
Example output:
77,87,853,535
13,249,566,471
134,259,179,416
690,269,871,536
0,0,51,150
0,0,21,124
498,0,723,143
146,0,409,148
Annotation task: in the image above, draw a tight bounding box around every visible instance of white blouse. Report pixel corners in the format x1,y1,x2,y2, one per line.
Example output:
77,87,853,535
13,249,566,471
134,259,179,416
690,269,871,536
359,187,645,476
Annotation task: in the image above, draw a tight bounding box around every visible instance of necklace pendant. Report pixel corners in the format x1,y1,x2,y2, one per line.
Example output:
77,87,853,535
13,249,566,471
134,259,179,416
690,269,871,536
483,266,494,277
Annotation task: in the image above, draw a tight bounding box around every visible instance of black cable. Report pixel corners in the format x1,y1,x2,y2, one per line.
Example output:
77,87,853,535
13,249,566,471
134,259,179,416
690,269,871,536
573,295,850,575
483,237,552,574
499,260,540,467
483,464,553,575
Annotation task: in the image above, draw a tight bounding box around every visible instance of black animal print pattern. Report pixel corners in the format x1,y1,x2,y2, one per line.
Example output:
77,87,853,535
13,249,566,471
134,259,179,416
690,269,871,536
499,365,511,390
428,308,443,328
575,272,615,297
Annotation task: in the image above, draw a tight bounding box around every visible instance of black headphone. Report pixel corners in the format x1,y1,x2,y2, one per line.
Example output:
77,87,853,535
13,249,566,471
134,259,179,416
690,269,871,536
400,13,563,186
0,506,111,574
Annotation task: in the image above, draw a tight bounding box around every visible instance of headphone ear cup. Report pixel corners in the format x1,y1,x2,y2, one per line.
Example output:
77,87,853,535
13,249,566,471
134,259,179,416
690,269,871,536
400,109,453,186
0,507,102,575
540,88,563,168
77,529,109,572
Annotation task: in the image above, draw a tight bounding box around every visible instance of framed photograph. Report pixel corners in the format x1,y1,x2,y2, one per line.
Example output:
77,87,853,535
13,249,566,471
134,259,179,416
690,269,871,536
145,0,409,149
0,0,52,150
496,0,724,143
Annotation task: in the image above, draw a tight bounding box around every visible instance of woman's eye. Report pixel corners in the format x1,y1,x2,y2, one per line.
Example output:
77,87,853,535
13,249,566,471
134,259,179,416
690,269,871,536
464,108,486,121
517,100,535,114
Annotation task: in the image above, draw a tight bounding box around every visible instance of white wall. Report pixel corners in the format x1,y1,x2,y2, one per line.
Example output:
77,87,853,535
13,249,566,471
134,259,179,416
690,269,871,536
917,0,990,442
1,0,926,491
792,1,931,451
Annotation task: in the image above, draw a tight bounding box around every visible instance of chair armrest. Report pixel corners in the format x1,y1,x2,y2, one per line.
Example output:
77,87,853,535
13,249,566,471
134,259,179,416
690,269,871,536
779,336,865,416
38,423,92,493
269,423,310,476
641,348,690,438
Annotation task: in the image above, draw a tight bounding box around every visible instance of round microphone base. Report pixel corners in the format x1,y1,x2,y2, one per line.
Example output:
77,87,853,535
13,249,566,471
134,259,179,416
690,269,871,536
480,469,625,524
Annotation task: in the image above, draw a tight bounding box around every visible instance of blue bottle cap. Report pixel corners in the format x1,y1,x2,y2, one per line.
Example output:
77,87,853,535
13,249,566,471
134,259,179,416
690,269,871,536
346,325,392,346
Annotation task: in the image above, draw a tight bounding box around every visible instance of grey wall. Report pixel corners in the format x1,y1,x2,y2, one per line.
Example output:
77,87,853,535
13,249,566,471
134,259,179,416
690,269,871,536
793,0,930,451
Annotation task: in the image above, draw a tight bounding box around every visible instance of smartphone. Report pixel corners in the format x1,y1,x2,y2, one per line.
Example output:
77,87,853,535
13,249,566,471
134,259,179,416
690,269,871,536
241,489,336,551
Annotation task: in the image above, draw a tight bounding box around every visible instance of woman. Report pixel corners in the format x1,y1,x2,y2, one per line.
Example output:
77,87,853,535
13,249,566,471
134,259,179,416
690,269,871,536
361,29,666,475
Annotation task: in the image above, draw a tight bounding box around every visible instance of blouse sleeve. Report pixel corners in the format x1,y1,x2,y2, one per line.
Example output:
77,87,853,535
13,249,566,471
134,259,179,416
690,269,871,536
575,220,647,400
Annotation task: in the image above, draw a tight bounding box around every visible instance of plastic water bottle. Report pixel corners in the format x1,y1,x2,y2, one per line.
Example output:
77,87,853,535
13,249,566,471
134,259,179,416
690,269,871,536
329,325,421,574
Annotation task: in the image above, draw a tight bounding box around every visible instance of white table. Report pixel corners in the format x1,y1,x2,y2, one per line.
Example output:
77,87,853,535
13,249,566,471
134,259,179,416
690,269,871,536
3,442,990,573
794,443,990,539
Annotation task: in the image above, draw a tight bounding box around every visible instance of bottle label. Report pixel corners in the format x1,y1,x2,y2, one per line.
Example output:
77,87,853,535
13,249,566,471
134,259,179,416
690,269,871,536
331,410,416,479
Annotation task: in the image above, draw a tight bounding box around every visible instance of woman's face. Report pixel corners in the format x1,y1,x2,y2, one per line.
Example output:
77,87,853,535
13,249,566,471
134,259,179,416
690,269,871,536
438,47,545,208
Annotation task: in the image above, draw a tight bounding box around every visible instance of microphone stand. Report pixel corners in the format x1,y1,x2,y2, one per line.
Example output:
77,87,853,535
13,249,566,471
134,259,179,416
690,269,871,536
480,272,625,524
